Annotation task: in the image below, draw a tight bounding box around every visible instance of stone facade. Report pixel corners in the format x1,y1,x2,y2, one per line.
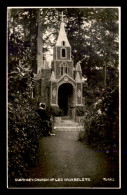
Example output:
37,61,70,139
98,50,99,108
33,17,84,120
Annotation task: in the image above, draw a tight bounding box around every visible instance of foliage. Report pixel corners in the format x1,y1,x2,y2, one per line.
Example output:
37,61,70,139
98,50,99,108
8,67,43,185
76,106,85,116
79,84,119,158
8,98,43,186
40,8,119,87
49,106,63,117
8,9,38,74
8,9,43,187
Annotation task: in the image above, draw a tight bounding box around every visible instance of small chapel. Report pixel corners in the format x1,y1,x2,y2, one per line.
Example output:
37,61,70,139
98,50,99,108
33,12,84,120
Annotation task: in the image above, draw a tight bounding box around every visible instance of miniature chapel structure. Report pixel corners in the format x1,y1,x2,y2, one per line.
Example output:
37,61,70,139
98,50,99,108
33,12,84,120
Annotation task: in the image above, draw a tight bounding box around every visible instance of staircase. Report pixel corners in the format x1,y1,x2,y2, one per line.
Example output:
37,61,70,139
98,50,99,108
54,117,84,132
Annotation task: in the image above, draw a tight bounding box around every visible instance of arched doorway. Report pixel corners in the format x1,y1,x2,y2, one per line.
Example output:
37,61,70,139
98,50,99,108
58,83,75,118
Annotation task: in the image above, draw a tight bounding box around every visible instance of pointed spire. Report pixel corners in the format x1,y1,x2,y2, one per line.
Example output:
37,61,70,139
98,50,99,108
42,60,50,69
75,72,82,83
56,13,70,47
75,61,82,71
50,71,56,82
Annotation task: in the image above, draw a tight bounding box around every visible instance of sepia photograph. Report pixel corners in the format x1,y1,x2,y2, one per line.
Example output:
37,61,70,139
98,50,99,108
7,7,120,189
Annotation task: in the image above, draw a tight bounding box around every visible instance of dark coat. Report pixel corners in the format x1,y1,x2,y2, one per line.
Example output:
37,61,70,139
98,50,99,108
37,108,50,121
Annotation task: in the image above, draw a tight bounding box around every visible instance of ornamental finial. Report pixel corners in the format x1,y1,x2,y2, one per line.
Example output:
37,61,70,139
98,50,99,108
60,11,65,22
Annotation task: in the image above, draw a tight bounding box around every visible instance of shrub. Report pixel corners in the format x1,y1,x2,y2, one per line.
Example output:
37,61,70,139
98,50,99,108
8,96,43,187
49,106,63,117
8,65,43,187
76,106,85,116
80,86,119,158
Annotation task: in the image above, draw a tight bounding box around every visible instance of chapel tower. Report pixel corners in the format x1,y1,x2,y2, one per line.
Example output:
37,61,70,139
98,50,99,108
51,12,73,79
50,12,84,119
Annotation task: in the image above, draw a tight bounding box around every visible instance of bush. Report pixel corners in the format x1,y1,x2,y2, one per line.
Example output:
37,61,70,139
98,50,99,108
8,64,43,187
8,16,43,187
80,86,119,158
76,106,85,116
8,96,43,187
49,106,63,117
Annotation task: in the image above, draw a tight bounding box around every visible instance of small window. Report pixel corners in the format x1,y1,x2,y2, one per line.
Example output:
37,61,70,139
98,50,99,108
61,67,64,75
62,41,65,46
62,49,65,57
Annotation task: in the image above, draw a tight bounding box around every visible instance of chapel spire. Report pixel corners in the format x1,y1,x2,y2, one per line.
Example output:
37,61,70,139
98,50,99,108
60,11,65,23
55,12,70,47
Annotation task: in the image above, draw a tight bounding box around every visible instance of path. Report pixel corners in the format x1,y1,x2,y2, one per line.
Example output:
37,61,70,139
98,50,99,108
27,119,119,188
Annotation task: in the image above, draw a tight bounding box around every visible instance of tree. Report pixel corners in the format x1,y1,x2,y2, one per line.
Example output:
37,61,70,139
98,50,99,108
39,8,119,87
8,9,43,187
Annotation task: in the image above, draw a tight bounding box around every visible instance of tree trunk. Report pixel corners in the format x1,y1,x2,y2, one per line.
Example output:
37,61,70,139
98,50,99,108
37,9,43,73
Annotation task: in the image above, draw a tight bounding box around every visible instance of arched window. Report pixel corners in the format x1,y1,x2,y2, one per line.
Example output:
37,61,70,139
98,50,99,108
65,66,68,74
62,48,65,57
60,63,68,75
60,47,67,58
61,67,64,75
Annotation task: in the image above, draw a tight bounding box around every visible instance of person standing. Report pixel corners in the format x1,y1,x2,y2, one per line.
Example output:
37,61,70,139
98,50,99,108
37,103,55,136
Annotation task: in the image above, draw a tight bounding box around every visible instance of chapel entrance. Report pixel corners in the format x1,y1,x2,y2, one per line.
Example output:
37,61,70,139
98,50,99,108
58,83,75,118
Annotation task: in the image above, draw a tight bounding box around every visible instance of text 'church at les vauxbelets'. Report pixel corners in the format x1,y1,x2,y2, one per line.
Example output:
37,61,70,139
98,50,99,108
33,14,84,120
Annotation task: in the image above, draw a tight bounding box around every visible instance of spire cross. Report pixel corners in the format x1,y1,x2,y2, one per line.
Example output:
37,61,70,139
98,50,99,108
60,11,65,22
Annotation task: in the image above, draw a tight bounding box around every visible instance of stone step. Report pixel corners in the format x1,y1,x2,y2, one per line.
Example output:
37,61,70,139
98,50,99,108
54,123,82,127
55,119,83,126
54,119,84,131
54,126,84,131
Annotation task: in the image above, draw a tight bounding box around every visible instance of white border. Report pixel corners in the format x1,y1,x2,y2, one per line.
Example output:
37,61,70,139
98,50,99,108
7,6,121,189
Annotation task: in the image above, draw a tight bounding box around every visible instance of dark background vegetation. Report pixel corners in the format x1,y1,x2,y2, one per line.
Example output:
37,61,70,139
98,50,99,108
7,7,120,187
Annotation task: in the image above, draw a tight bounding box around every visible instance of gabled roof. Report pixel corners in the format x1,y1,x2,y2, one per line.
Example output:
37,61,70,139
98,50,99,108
58,73,76,85
56,22,70,47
